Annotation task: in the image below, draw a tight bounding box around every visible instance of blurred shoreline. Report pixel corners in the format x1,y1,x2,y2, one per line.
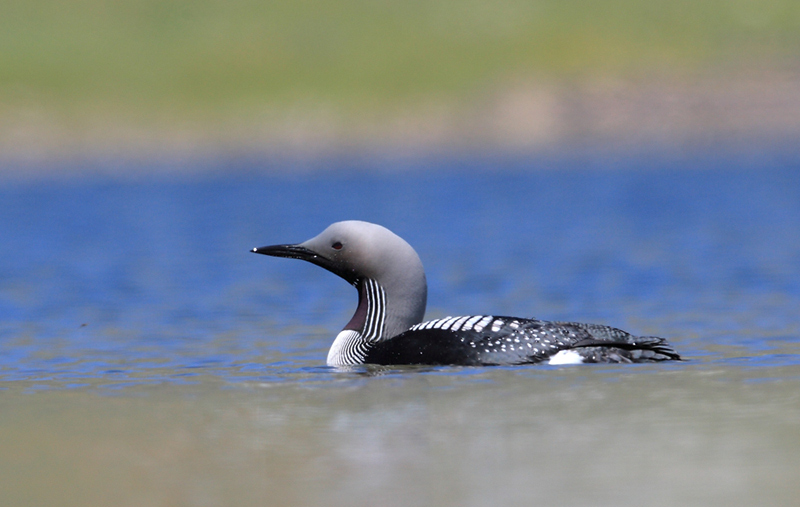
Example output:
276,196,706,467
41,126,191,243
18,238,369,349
2,67,799,174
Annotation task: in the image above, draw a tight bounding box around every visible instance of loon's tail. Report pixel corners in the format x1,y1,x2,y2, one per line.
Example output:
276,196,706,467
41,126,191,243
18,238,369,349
571,335,682,362
633,336,682,361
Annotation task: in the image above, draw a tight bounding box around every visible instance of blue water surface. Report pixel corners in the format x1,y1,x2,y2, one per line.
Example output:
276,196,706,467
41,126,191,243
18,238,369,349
1,150,799,388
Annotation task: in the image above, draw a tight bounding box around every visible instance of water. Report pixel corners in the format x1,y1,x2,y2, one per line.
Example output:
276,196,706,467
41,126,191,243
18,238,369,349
1,150,799,506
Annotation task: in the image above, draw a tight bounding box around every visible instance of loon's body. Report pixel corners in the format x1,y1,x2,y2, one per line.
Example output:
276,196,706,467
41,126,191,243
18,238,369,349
252,221,680,367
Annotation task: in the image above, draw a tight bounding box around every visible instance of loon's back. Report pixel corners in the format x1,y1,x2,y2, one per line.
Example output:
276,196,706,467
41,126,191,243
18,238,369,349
364,315,680,366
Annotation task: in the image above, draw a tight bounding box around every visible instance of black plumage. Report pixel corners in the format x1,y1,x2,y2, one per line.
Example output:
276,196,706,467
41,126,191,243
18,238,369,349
365,316,680,366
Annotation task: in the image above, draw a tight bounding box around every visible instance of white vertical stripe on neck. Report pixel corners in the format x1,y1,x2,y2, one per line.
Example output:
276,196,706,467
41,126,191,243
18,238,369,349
362,278,386,342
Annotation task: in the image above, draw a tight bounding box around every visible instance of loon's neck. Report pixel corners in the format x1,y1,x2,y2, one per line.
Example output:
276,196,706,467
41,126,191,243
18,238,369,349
343,278,386,341
328,278,385,366
328,277,425,366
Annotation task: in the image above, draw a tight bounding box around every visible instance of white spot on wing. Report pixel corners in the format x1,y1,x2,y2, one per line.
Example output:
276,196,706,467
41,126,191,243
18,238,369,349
463,315,484,331
439,316,460,330
474,316,493,333
423,319,440,330
451,316,470,331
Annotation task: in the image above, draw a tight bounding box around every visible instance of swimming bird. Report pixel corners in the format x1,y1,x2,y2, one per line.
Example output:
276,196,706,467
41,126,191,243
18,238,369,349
252,221,680,366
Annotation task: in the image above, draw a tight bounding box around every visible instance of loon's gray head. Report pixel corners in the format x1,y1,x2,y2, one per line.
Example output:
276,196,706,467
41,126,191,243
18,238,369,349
252,221,428,344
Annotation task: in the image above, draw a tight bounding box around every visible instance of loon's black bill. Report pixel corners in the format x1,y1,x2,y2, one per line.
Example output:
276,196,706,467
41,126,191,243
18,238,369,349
251,243,317,261
251,243,358,284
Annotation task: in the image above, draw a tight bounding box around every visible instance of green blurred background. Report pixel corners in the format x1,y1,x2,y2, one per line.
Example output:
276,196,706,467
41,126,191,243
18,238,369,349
2,0,799,156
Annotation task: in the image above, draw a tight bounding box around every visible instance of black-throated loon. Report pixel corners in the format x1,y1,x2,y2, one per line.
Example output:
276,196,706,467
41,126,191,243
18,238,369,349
252,220,681,367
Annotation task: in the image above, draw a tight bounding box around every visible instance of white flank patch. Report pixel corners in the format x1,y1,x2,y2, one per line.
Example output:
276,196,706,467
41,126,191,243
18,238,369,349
547,350,584,365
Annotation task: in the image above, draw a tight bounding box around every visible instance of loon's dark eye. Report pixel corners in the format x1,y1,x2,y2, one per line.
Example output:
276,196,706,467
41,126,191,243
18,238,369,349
332,241,343,250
